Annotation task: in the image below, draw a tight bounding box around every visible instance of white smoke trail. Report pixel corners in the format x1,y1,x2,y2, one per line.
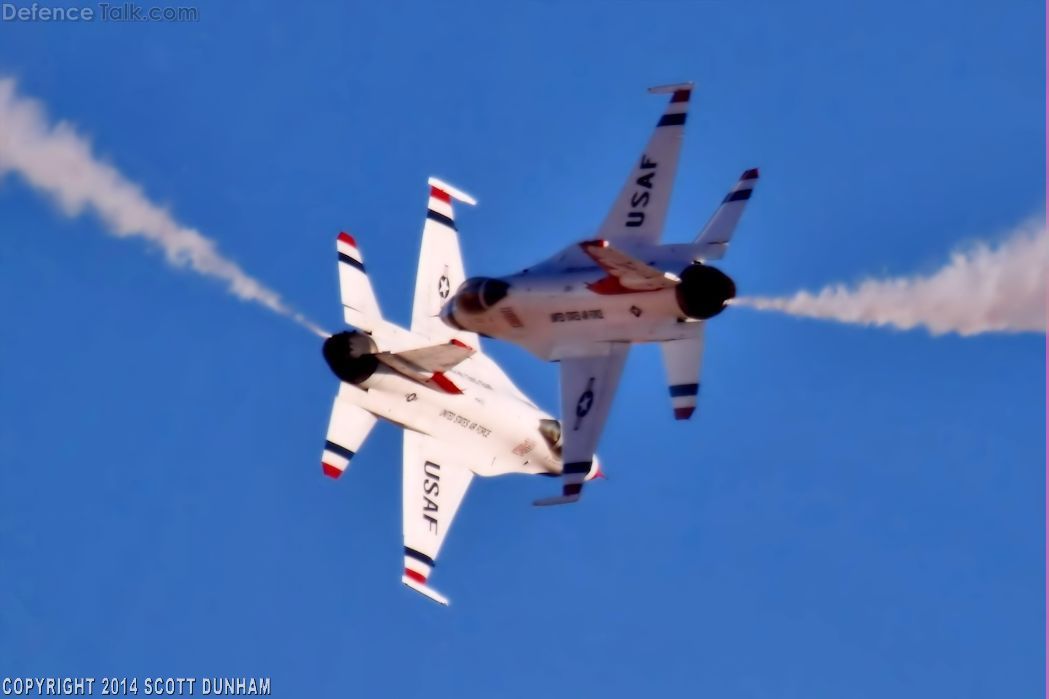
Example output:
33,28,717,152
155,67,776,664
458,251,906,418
0,77,328,339
734,215,1047,336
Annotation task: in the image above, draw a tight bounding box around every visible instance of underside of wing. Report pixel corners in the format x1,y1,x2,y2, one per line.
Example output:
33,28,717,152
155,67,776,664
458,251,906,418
595,84,693,245
535,344,629,506
580,239,679,294
402,430,475,606
410,178,479,346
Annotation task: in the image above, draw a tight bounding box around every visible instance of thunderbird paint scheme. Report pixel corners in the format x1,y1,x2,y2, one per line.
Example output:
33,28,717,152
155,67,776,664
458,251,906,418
319,179,602,605
440,84,759,506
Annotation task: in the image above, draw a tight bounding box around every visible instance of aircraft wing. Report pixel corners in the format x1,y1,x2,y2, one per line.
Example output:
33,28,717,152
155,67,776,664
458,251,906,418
595,83,692,245
535,344,629,506
401,430,474,606
580,239,679,294
410,178,479,346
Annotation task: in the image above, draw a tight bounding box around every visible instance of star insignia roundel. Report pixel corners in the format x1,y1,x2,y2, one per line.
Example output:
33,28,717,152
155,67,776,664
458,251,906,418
576,390,594,418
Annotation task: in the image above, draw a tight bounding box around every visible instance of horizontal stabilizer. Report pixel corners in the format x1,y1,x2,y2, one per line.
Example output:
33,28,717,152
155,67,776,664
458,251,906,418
402,575,450,606
336,232,382,332
695,168,759,260
660,324,705,421
322,389,378,478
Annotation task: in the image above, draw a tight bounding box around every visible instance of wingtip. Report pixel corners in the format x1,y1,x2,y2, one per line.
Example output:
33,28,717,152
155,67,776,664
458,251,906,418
402,575,450,606
533,494,582,507
648,81,694,94
673,407,695,421
741,168,759,180
322,462,345,478
337,231,358,248
427,177,478,206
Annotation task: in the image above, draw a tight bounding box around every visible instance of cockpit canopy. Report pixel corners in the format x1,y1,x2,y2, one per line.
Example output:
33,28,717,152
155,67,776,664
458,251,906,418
538,418,562,455
454,277,511,313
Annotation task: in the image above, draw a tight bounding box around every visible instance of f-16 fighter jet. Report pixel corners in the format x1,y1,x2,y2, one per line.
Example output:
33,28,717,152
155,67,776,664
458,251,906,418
319,178,603,605
440,84,758,506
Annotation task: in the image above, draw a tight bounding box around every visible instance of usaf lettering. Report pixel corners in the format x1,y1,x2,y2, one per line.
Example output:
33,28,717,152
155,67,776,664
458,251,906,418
423,461,440,533
626,155,657,227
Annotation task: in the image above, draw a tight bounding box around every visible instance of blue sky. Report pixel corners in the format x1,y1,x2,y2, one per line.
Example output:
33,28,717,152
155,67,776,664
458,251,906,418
0,1,1044,696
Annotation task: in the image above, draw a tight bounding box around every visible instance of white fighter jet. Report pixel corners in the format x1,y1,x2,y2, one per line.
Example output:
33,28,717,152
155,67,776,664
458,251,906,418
319,178,603,606
439,84,758,506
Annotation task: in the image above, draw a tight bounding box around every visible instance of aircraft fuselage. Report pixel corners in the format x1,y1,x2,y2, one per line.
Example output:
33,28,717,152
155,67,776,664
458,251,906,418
322,329,567,478
441,241,735,360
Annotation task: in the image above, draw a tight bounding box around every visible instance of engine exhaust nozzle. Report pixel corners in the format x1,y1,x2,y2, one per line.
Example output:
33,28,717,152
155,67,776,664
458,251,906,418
675,263,736,319
322,330,379,385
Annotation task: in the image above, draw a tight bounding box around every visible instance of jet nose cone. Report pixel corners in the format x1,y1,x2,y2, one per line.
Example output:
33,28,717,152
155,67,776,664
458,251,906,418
442,277,512,331
440,303,465,331
453,277,511,314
